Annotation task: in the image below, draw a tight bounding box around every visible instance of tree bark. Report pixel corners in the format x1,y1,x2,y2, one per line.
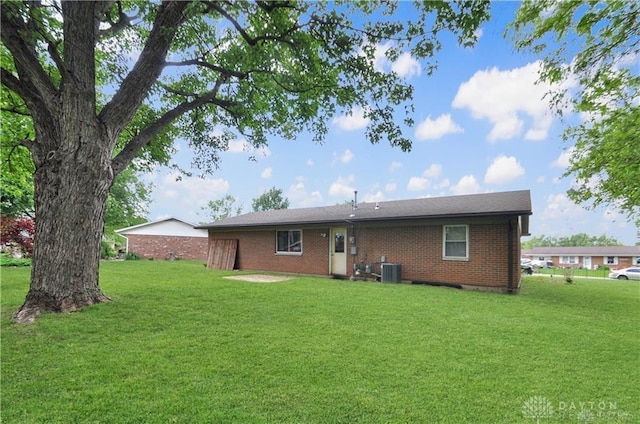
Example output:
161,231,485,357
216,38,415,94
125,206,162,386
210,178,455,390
12,1,113,323
13,130,115,323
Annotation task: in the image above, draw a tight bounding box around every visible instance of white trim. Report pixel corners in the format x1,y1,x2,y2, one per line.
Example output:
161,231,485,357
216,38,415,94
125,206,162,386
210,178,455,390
275,229,303,254
443,224,469,260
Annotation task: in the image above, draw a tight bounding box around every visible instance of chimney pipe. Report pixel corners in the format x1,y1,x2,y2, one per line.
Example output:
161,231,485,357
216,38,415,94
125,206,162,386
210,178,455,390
354,190,358,210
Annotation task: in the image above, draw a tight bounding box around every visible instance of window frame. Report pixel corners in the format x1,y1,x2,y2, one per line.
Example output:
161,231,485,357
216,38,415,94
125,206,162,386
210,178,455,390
442,224,469,261
275,229,303,255
560,256,578,265
604,256,618,265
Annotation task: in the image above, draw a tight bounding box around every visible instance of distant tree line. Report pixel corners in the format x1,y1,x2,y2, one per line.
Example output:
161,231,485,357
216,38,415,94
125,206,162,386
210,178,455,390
522,233,623,249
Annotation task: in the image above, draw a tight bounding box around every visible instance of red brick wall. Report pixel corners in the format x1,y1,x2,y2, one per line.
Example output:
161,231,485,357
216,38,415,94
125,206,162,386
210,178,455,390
209,215,523,291
346,217,520,290
546,255,635,269
216,229,330,275
126,235,208,260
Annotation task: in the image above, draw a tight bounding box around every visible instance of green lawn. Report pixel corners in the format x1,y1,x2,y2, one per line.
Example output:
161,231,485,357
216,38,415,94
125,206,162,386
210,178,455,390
2,261,638,423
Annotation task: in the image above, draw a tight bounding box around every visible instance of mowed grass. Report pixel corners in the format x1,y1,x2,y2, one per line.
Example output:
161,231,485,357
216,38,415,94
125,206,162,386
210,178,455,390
1,261,638,423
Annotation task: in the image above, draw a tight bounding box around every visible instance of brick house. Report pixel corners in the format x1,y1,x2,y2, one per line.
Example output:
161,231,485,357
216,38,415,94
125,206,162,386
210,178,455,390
197,190,532,293
522,246,640,270
116,217,208,260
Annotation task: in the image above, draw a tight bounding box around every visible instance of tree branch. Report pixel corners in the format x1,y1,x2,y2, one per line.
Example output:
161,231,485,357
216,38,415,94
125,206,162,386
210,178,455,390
0,3,59,111
203,1,299,47
164,59,248,80
98,1,137,40
111,82,230,174
99,1,190,138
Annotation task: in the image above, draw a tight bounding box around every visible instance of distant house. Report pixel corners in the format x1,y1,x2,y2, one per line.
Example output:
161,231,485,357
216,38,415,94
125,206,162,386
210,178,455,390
522,246,640,270
116,217,208,260
196,190,532,293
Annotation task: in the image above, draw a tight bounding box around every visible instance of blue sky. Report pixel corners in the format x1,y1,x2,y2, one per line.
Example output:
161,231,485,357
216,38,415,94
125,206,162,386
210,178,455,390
142,2,638,246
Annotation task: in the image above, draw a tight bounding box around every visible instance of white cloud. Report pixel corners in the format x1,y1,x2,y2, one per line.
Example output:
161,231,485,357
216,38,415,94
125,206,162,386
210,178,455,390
370,42,420,78
372,41,393,72
542,193,583,219
450,175,481,195
423,163,442,179
537,176,546,183
415,114,464,140
155,172,230,212
332,106,369,131
389,161,403,172
452,61,558,142
407,176,430,192
306,159,314,166
392,52,421,78
385,182,397,192
335,149,355,164
436,178,450,189
288,180,323,207
473,28,484,40
227,139,247,153
552,147,575,168
363,191,385,203
484,155,525,184
261,167,272,179
228,139,271,157
329,175,356,198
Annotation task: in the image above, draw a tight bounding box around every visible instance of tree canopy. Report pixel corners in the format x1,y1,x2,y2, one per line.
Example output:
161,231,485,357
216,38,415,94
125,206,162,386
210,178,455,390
252,187,290,212
200,194,243,222
522,233,623,250
510,0,640,223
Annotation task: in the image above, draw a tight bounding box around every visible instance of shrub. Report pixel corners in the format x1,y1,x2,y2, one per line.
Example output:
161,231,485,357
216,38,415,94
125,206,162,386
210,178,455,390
0,253,32,267
126,252,141,260
101,241,116,259
0,216,35,257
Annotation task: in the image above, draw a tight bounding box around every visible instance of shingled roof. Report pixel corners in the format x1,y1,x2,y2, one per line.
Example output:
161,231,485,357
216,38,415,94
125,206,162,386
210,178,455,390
196,190,532,230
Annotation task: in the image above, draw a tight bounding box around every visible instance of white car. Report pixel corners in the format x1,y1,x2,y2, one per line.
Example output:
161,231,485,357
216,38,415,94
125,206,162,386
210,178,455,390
608,267,640,280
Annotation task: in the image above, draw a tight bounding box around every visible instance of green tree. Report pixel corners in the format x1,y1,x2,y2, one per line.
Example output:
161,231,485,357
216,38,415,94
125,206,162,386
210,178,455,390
1,87,35,217
104,168,152,238
510,0,640,223
1,1,490,322
201,195,243,222
522,233,622,249
252,187,290,212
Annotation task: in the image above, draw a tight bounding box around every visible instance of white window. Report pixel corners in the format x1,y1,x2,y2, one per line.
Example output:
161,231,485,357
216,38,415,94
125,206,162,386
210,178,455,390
443,225,468,260
560,256,578,264
604,256,618,265
276,230,302,254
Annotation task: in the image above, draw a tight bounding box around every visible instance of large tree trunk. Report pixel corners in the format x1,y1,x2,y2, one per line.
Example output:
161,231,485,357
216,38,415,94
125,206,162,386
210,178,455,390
12,1,115,324
13,135,114,324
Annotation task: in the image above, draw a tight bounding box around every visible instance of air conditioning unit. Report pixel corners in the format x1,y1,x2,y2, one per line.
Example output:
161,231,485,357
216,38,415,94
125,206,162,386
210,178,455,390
381,263,401,283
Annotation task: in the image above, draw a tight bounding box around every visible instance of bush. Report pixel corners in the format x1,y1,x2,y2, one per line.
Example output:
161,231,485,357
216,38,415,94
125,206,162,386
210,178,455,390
126,252,141,260
101,241,116,259
0,216,35,257
0,253,32,267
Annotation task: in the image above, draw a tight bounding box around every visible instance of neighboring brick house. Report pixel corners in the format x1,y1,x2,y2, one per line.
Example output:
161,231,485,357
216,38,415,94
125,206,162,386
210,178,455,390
197,190,532,293
116,217,208,260
522,246,640,270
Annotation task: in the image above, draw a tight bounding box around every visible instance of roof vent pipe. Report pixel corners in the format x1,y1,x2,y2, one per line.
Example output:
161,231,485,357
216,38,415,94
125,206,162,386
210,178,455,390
353,190,358,210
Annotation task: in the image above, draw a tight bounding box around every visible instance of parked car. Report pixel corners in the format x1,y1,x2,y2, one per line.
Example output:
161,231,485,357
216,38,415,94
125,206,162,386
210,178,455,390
521,259,533,275
608,267,640,280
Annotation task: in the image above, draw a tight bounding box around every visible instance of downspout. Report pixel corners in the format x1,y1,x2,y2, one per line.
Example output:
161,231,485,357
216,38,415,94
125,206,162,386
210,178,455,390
507,218,514,293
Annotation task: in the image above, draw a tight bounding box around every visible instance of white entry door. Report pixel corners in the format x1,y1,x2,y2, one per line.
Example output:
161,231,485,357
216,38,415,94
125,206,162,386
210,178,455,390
330,228,347,275
583,256,592,270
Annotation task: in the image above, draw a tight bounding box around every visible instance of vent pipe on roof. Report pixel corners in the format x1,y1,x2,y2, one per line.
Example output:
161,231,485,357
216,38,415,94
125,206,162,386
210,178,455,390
353,190,358,210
